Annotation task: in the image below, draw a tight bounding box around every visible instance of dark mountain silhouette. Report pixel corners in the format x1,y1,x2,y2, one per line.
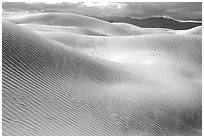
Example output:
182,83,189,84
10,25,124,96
93,16,202,30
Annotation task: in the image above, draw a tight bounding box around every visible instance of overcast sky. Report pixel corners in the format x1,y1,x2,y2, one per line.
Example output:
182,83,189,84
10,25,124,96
3,2,202,21
52,2,202,21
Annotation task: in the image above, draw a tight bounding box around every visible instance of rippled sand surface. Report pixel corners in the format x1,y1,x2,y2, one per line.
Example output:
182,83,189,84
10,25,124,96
2,13,202,136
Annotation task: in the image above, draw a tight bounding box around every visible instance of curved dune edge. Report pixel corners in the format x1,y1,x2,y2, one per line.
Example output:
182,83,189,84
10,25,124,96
2,19,202,136
4,12,139,36
175,26,202,35
19,24,108,36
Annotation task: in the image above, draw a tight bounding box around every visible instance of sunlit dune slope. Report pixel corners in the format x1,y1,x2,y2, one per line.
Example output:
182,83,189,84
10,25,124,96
112,22,174,35
176,26,202,35
5,13,140,36
35,30,201,87
19,24,108,36
34,30,201,67
2,17,202,136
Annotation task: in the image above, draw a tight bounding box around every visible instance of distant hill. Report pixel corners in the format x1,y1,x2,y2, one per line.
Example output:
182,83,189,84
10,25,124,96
93,16,202,30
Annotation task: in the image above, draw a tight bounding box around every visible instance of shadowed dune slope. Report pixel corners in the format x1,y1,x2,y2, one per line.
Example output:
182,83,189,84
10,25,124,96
2,20,202,136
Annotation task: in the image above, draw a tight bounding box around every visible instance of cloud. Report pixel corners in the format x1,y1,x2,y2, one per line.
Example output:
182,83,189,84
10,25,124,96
68,2,202,21
117,2,202,21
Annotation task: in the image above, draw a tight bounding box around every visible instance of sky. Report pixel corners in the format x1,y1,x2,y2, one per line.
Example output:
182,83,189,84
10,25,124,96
80,2,202,21
2,1,202,21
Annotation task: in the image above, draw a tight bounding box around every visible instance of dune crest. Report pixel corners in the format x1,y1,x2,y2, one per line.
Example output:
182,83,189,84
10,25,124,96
176,26,202,35
19,24,108,36
5,13,140,36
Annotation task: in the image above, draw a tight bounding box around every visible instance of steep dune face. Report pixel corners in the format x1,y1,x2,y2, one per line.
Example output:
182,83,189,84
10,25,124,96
2,14,202,136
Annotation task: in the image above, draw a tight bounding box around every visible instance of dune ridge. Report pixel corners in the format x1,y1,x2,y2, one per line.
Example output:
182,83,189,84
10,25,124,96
19,24,108,36
175,26,202,35
5,13,140,36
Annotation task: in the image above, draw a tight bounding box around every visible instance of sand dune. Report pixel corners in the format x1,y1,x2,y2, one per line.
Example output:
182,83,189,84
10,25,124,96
2,20,140,135
176,26,202,35
19,24,108,36
112,22,174,35
112,22,142,30
2,12,202,136
5,13,140,36
33,30,201,67
35,31,201,88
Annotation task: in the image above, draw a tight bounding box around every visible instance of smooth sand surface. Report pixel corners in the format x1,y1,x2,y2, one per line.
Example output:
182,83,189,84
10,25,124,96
5,13,140,36
19,24,108,36
2,13,202,136
175,26,202,35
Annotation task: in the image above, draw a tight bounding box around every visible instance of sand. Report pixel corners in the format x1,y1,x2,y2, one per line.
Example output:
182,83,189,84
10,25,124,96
2,13,202,136
175,26,202,35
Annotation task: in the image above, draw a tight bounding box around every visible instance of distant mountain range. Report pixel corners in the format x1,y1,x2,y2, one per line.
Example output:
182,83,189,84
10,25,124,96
93,16,202,30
